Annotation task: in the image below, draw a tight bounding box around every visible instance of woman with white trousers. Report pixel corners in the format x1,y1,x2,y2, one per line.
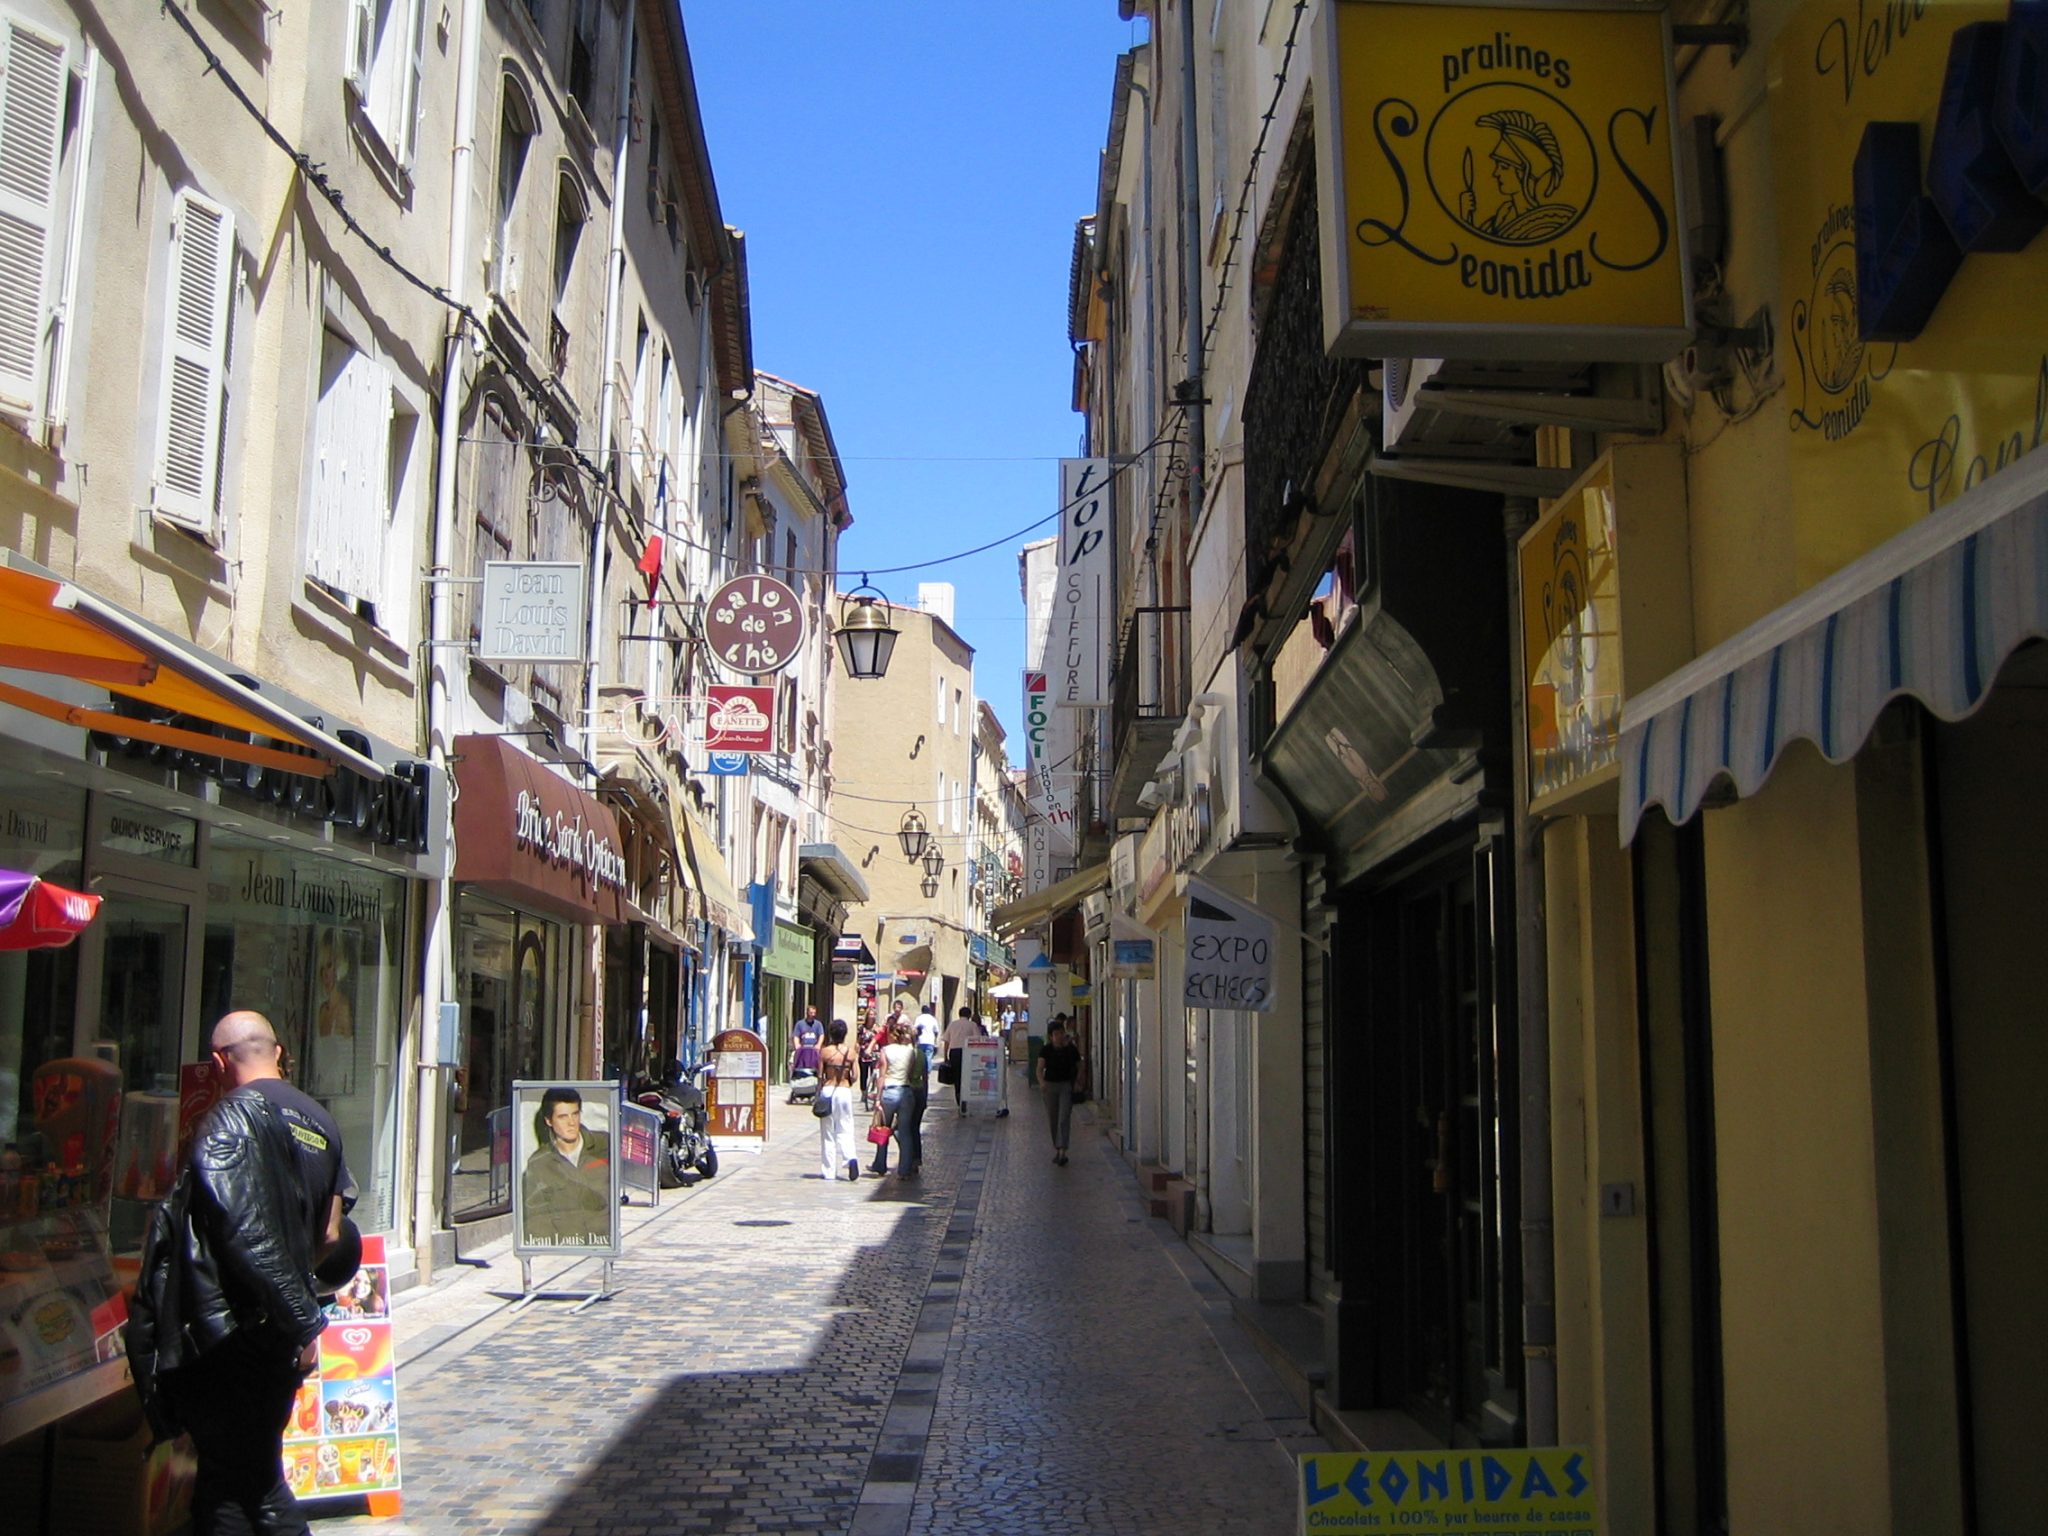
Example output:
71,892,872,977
816,1019,864,1181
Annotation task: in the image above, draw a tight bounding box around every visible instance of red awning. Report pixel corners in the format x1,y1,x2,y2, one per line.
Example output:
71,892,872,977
451,735,628,924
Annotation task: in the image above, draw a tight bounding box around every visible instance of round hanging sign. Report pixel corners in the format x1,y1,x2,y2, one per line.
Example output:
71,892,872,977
704,574,805,675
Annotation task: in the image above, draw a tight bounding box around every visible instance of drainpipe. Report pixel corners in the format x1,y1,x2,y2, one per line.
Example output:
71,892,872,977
1505,493,1557,1444
583,12,638,777
419,0,488,1283
1178,2,1205,520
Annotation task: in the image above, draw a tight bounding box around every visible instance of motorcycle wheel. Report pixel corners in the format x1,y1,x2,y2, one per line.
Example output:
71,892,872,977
659,1144,686,1189
696,1144,719,1179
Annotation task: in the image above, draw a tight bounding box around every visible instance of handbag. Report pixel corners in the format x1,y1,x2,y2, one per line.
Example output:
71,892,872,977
937,1057,957,1085
866,1123,894,1145
811,1091,833,1119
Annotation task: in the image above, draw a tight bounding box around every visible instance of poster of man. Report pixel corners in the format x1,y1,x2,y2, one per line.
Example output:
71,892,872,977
305,927,359,1099
511,1081,621,1256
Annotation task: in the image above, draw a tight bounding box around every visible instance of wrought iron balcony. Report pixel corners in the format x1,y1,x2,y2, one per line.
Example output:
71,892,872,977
1106,604,1191,823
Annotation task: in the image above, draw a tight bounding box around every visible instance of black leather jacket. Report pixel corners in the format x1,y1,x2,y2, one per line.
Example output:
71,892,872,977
128,1088,326,1420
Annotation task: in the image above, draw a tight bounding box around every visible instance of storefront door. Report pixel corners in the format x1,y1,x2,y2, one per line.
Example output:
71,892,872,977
89,893,192,1094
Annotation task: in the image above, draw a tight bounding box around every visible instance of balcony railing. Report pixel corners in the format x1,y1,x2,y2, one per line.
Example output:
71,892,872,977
1105,604,1191,823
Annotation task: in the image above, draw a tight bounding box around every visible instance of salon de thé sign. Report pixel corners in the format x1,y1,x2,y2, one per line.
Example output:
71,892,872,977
1314,0,1690,361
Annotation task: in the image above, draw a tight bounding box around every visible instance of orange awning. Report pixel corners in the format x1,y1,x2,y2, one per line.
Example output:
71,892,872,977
0,566,386,780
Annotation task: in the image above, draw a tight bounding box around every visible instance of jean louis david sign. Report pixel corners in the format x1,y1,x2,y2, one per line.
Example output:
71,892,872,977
479,562,586,663
1185,886,1277,1013
1313,0,1691,362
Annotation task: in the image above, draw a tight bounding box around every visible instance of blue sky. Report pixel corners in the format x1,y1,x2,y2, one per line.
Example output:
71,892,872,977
684,2,1149,749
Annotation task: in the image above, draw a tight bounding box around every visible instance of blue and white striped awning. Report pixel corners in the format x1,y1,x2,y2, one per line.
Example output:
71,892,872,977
1620,450,2048,843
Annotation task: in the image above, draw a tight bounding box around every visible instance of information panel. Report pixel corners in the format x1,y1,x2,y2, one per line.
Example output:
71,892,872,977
708,1029,768,1139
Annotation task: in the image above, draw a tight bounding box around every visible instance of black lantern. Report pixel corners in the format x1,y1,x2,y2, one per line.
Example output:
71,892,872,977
920,874,941,899
834,579,900,680
921,844,945,879
898,808,930,861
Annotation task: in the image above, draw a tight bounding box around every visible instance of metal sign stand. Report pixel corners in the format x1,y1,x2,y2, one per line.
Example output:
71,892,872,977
511,1257,617,1314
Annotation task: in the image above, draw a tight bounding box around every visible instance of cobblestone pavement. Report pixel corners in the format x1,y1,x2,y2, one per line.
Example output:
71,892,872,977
321,1074,1319,1535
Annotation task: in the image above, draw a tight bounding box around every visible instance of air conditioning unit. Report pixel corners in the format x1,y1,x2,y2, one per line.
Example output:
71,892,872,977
1381,357,1569,459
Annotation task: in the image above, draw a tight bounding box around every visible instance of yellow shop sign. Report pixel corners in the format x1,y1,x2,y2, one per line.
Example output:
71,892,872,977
1313,0,1690,361
1772,1,2048,536
1299,1449,1598,1534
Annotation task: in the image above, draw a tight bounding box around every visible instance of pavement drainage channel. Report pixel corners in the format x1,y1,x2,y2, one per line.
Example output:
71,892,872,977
851,1119,996,1535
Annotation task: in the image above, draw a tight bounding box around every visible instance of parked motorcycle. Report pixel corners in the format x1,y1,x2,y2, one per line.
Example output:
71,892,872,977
636,1064,718,1187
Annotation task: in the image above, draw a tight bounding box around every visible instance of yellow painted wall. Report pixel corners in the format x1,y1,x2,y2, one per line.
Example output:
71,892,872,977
1544,816,1653,1534
1701,746,1889,1534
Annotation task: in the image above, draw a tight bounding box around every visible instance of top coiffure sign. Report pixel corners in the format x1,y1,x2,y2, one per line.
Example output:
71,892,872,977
1313,0,1692,361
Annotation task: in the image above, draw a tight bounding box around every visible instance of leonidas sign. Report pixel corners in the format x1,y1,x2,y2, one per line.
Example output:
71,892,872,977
1313,0,1691,361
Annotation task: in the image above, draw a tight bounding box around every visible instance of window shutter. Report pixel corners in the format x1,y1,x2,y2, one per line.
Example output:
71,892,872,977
399,0,425,167
0,17,69,416
308,336,392,606
345,0,374,95
152,190,235,531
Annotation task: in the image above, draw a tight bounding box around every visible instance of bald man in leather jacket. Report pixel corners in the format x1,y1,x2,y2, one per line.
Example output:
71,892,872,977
129,1011,349,1536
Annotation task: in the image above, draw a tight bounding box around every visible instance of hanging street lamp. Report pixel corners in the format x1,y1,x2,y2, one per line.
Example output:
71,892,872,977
834,579,900,680
921,844,945,879
898,808,930,861
919,874,941,899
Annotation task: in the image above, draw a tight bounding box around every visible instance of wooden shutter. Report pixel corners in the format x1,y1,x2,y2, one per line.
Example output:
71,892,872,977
152,189,235,531
345,0,374,96
0,16,68,416
398,0,425,167
307,334,392,606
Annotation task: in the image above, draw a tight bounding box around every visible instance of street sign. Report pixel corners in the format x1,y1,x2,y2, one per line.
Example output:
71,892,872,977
704,574,804,675
706,684,775,752
705,753,751,776
1185,886,1276,1012
478,562,586,663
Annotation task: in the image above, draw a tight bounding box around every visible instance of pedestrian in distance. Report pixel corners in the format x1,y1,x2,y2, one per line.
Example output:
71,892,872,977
816,1019,864,1182
128,1010,352,1536
913,1003,939,1081
942,1006,979,1115
856,1016,880,1109
790,1004,824,1078
1038,1015,1081,1165
871,1020,922,1178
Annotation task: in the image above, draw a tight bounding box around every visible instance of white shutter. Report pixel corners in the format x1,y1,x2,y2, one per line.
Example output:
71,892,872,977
345,0,374,95
152,190,235,531
0,17,68,416
399,0,425,167
307,335,392,605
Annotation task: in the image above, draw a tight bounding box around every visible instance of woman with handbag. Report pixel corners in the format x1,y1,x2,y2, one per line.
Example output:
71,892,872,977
815,1020,863,1182
871,1021,921,1178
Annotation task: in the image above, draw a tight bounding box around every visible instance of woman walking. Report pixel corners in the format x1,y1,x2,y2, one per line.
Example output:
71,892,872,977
817,1019,863,1182
857,1016,880,1109
871,1020,921,1178
1037,1016,1080,1165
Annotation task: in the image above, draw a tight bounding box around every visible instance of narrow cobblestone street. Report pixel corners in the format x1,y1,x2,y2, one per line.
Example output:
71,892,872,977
324,1074,1320,1536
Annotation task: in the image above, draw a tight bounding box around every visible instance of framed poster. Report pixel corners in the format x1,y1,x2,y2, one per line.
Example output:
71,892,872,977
510,1080,622,1257
305,926,360,1099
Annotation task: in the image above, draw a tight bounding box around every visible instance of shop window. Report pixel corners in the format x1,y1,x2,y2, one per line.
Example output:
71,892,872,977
207,832,407,1236
449,897,566,1221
